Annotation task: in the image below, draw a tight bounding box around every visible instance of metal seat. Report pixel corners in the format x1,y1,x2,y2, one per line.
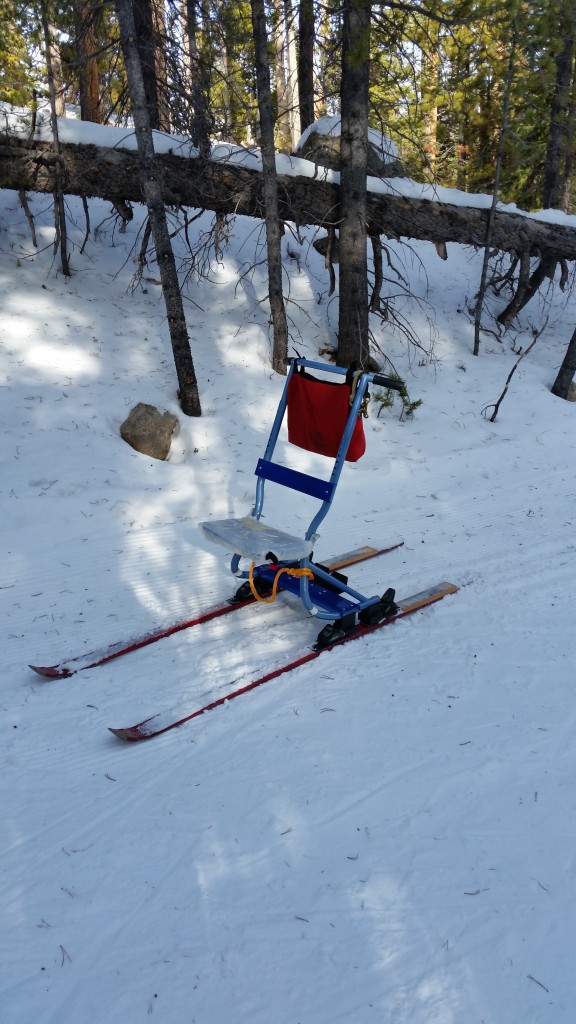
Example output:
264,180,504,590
199,515,314,563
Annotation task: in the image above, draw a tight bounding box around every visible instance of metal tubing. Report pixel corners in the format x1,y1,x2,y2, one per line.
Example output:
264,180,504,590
238,358,390,603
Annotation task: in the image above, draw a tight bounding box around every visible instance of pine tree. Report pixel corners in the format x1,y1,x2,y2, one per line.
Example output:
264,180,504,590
0,1,33,105
72,0,101,122
337,0,371,367
212,0,256,142
542,3,576,210
250,0,289,373
115,0,202,416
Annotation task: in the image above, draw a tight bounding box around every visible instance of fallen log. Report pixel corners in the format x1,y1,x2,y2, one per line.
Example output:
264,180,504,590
1,131,576,261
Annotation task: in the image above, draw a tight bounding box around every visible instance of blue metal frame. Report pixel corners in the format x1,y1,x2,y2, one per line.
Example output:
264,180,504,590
231,357,386,622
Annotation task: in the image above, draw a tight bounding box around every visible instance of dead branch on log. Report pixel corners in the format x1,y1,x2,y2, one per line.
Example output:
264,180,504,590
325,225,336,296
488,252,519,296
18,190,37,246
80,196,90,254
496,256,557,329
113,198,133,232
180,211,233,283
369,234,384,312
137,218,152,269
552,324,576,399
482,325,544,422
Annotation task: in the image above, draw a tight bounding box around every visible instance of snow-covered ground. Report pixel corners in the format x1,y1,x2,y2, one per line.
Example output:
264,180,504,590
1,185,575,1024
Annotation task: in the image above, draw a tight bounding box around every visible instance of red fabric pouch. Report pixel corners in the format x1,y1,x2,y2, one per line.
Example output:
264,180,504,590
287,370,366,462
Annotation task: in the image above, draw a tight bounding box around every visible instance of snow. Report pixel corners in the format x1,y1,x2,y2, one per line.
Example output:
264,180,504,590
295,112,399,163
1,181,576,1024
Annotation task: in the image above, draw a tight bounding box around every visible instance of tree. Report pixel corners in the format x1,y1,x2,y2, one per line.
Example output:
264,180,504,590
43,2,66,117
272,0,292,149
212,0,255,143
7,130,576,261
552,326,576,399
132,0,170,130
73,0,101,122
40,0,70,275
473,8,519,355
297,0,315,133
250,0,288,374
115,0,201,416
282,0,301,150
337,0,371,367
182,0,212,156
542,6,576,210
61,2,127,124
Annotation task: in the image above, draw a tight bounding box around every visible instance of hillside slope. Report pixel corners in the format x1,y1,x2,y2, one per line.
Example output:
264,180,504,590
1,190,575,1024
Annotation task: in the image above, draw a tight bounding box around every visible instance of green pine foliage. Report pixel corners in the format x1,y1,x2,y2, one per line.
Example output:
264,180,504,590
211,0,257,143
373,380,422,421
368,0,576,211
0,1,35,105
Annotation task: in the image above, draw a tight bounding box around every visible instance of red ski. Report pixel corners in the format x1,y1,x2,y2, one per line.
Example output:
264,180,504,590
29,543,403,678
109,580,457,742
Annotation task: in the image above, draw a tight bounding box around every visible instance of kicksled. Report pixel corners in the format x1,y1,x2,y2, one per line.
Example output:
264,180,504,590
200,356,452,649
31,356,457,740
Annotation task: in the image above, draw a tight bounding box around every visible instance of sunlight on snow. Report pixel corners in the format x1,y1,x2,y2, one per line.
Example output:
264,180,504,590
20,341,97,377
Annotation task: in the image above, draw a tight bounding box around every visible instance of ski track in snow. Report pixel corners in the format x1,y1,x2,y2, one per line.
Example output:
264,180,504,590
2,189,576,1023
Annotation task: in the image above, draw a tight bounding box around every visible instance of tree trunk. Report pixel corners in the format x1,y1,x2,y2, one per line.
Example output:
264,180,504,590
271,0,300,151
542,27,574,210
562,56,576,213
314,5,330,119
40,1,70,276
115,0,201,416
272,0,292,150
216,24,233,140
297,0,315,134
551,325,576,398
283,0,300,151
422,50,439,173
45,12,65,117
151,0,170,131
73,0,101,122
337,0,371,368
183,0,211,157
473,16,517,354
132,0,170,131
251,0,289,375
418,12,440,175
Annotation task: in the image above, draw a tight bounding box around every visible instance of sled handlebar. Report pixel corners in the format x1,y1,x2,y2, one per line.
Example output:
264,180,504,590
371,374,404,392
285,358,404,392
